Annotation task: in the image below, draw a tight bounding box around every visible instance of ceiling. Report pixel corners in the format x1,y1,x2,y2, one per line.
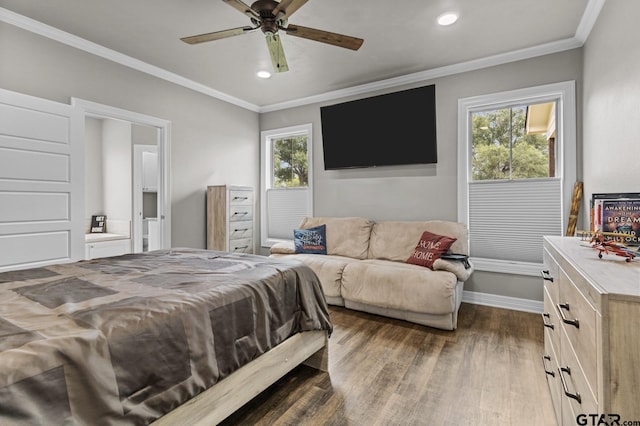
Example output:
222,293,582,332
0,0,601,111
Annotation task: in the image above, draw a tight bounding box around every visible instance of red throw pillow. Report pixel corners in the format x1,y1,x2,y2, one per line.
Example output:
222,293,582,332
406,231,457,269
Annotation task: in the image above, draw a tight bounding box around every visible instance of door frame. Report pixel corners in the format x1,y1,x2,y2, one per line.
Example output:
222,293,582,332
71,98,172,250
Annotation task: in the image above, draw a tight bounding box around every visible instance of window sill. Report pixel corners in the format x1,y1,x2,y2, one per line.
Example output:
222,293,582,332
470,257,542,277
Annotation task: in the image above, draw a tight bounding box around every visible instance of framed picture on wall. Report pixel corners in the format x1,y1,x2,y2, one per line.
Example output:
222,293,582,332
90,215,107,233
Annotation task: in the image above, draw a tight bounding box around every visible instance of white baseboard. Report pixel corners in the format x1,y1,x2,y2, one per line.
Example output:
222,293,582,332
462,290,543,314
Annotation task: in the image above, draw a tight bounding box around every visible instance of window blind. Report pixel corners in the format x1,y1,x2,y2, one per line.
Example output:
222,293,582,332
266,188,310,240
468,179,562,263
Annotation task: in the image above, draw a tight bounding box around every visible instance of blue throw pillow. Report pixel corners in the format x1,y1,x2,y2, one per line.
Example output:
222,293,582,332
294,224,327,254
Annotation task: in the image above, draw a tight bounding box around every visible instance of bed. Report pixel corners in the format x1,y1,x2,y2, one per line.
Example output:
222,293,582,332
0,248,332,425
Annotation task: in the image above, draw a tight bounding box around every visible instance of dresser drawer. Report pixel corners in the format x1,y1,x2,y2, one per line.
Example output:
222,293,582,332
559,327,597,418
542,247,560,304
543,286,561,361
229,238,252,253
543,329,562,423
229,205,253,222
229,190,253,205
558,268,598,394
228,220,253,239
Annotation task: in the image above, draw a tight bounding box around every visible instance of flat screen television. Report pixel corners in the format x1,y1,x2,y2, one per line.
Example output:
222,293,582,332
320,84,437,170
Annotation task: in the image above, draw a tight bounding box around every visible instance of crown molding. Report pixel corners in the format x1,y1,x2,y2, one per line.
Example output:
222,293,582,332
0,7,260,113
1,0,604,114
258,37,582,112
575,0,606,44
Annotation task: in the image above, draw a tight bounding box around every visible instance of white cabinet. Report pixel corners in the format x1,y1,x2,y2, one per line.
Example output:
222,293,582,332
85,238,131,259
142,150,158,192
207,185,254,254
144,218,160,251
542,236,640,424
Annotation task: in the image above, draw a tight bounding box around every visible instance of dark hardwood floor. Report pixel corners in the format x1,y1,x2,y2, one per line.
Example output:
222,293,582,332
220,303,557,426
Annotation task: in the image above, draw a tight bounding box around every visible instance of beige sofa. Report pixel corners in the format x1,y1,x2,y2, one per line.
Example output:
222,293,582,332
270,217,473,330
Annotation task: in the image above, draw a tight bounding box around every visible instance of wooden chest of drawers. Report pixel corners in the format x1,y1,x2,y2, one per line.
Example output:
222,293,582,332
542,236,640,424
206,185,254,254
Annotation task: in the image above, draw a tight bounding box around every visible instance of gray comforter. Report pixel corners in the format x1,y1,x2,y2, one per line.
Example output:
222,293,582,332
0,248,332,425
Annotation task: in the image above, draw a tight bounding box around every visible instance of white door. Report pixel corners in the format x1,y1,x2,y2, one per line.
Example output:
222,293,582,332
132,144,158,253
0,88,84,271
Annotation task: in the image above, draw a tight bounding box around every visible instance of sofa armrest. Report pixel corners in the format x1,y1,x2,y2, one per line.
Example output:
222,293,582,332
432,258,474,282
270,241,296,254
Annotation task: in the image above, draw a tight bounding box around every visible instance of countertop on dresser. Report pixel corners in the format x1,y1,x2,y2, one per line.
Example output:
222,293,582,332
545,236,640,303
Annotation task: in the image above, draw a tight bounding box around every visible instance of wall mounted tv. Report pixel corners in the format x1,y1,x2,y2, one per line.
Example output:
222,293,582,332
320,84,437,170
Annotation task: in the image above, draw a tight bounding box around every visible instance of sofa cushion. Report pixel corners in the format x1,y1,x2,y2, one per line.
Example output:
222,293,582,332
406,231,457,269
341,259,457,315
270,241,296,254
294,224,327,254
368,220,469,261
270,253,359,299
299,217,373,260
432,258,473,282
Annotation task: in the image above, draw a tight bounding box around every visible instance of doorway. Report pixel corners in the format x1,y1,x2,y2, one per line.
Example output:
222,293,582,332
72,98,171,252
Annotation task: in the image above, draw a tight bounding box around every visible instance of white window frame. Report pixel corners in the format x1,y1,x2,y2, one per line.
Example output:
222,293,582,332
260,123,313,247
457,81,576,276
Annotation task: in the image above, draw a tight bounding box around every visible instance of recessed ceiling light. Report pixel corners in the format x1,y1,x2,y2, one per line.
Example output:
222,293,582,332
257,70,271,79
437,13,458,26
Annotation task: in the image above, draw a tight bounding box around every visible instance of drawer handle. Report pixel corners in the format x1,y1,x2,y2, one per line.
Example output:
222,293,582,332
234,245,249,250
540,270,554,282
557,303,580,328
558,366,582,404
542,313,555,329
233,228,249,232
542,355,555,377
233,196,249,200
233,211,249,216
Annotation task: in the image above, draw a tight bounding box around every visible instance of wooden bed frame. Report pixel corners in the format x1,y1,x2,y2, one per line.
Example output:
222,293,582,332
151,330,329,425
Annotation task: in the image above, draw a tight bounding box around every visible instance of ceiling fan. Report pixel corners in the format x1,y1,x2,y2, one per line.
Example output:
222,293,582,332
181,0,364,73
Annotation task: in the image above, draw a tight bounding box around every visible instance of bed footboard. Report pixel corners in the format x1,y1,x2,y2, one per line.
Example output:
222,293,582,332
151,329,328,426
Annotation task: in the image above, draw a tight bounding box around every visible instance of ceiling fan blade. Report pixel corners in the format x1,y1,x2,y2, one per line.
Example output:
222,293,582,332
282,24,364,50
222,0,261,20
265,33,289,73
181,26,255,44
272,0,308,20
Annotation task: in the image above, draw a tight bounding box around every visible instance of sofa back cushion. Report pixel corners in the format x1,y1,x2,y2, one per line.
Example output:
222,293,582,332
299,217,373,259
368,220,469,261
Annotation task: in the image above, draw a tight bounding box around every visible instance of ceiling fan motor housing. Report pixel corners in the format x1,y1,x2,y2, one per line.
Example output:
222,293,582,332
251,0,281,33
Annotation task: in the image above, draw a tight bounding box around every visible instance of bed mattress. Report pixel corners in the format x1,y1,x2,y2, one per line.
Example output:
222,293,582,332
0,248,332,425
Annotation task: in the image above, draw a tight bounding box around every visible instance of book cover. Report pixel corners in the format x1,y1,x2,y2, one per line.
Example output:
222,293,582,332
601,199,640,245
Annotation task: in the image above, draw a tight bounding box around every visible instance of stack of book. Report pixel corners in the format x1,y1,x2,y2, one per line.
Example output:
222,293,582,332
591,193,640,245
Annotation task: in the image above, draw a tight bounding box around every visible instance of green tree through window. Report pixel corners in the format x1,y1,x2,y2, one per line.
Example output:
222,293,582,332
273,136,308,188
471,105,552,181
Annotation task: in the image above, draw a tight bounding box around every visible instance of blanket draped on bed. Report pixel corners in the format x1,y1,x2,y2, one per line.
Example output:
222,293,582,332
0,248,332,425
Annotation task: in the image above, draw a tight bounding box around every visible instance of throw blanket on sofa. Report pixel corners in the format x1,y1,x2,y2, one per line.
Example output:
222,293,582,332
0,249,332,425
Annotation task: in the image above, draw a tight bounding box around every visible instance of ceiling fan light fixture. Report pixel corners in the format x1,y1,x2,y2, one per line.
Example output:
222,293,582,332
437,12,458,26
257,70,272,78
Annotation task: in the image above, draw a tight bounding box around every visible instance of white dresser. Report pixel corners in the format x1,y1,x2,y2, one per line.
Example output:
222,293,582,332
206,185,254,254
542,236,640,424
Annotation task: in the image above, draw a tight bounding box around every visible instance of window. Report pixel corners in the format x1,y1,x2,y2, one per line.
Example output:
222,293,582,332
261,124,313,247
471,103,555,181
457,81,576,276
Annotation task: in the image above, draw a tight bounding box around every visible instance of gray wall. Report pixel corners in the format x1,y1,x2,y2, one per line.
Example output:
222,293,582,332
84,117,104,219
582,1,640,218
7,5,633,304
260,49,583,302
0,22,260,249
